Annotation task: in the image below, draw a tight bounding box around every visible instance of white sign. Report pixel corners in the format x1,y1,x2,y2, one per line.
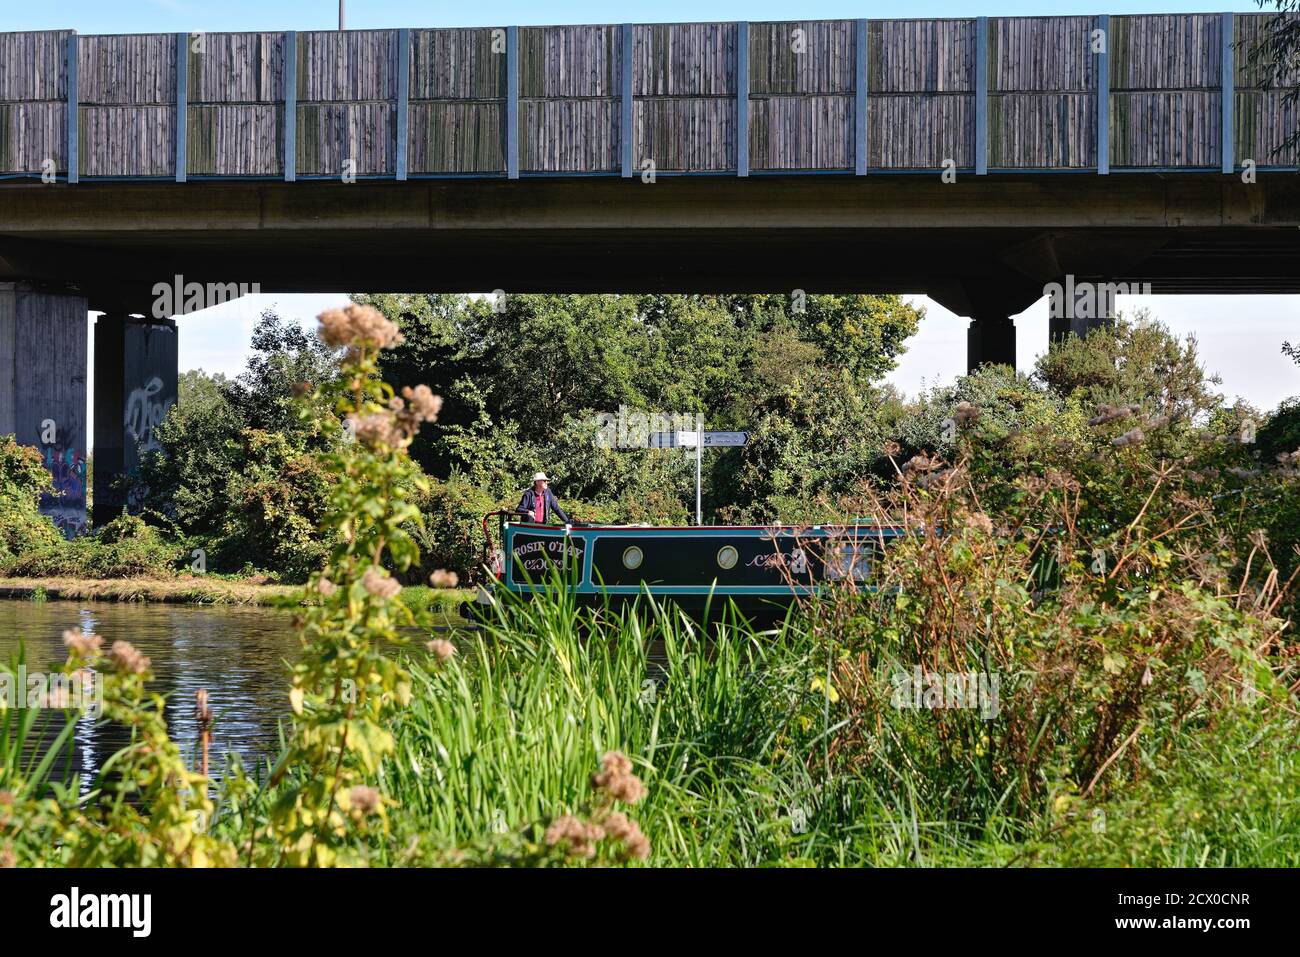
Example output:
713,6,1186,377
702,431,749,447
648,430,699,449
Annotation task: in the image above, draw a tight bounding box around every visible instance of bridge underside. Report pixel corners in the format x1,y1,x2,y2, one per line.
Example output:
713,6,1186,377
2,174,1299,308
2,172,1298,532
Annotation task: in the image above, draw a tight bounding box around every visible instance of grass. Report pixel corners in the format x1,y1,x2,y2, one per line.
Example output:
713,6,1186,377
319,589,1300,867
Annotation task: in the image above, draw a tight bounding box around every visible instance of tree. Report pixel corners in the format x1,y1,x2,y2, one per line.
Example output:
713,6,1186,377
362,291,924,515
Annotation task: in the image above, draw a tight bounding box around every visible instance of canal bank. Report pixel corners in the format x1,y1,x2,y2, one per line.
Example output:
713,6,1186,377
0,576,471,612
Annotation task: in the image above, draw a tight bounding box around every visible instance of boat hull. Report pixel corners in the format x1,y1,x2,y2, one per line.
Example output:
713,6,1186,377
474,522,903,619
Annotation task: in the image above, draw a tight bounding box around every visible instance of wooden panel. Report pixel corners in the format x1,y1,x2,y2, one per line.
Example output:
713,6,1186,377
989,93,1095,167
520,25,620,98
188,32,285,103
749,20,855,95
868,19,975,93
297,30,398,102
749,94,853,169
868,94,973,167
411,28,505,100
633,23,736,96
520,99,618,172
79,105,175,176
634,97,735,170
1235,90,1300,166
1234,13,1300,90
0,31,69,101
296,102,394,175
0,102,66,173
409,101,504,173
187,104,282,175
1110,14,1221,90
989,16,1094,92
78,34,175,105
1110,91,1221,166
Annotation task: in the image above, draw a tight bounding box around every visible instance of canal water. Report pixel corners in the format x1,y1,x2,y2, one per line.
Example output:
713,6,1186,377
0,600,300,781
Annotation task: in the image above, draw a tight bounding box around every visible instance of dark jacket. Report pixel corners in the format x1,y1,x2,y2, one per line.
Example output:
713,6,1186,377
515,486,571,524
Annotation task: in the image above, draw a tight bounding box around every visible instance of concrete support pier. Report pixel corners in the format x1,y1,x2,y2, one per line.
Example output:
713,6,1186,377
1048,279,1119,344
966,315,1016,372
92,314,178,528
0,282,89,537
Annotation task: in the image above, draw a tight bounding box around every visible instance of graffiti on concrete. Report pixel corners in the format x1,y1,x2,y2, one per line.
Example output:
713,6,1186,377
123,376,175,456
42,444,87,538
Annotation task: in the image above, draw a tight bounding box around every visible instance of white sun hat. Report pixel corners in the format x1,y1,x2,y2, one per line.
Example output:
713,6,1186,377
532,472,550,482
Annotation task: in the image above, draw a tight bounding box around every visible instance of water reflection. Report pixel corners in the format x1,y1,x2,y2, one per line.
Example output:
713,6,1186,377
0,600,299,781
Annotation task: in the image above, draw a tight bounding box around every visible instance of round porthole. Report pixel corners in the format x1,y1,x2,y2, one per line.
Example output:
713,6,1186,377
622,546,644,570
717,546,738,570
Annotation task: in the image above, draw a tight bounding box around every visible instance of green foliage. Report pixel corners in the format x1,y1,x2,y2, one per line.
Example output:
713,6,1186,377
0,435,63,561
137,313,340,581
213,429,333,582
360,291,923,521
2,513,181,579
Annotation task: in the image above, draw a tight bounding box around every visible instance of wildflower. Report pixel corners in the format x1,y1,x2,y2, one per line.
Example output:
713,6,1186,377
966,512,994,536
426,638,456,663
62,629,103,660
348,786,382,816
401,385,442,423
350,411,403,450
317,577,338,597
622,829,651,862
429,569,459,589
317,304,403,350
1226,467,1261,480
543,814,604,859
41,686,71,709
603,811,651,862
108,640,151,675
362,568,402,600
592,751,647,804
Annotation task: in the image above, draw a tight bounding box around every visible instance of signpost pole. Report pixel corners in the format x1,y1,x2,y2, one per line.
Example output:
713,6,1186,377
695,415,703,525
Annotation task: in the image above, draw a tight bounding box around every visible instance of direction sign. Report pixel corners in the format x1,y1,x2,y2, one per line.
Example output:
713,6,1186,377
647,430,699,449
702,431,749,447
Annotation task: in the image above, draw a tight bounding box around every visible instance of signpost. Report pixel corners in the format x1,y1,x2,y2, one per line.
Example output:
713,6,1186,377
645,421,749,524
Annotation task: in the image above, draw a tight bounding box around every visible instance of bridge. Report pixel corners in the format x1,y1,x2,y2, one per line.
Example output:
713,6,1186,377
0,13,1298,533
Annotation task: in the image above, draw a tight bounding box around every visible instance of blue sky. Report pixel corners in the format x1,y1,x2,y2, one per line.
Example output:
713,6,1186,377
27,0,1297,424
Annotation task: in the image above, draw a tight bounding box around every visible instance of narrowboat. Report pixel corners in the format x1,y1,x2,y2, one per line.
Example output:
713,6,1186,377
465,511,906,621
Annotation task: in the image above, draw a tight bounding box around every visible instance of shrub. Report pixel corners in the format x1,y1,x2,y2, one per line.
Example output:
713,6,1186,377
0,435,64,563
